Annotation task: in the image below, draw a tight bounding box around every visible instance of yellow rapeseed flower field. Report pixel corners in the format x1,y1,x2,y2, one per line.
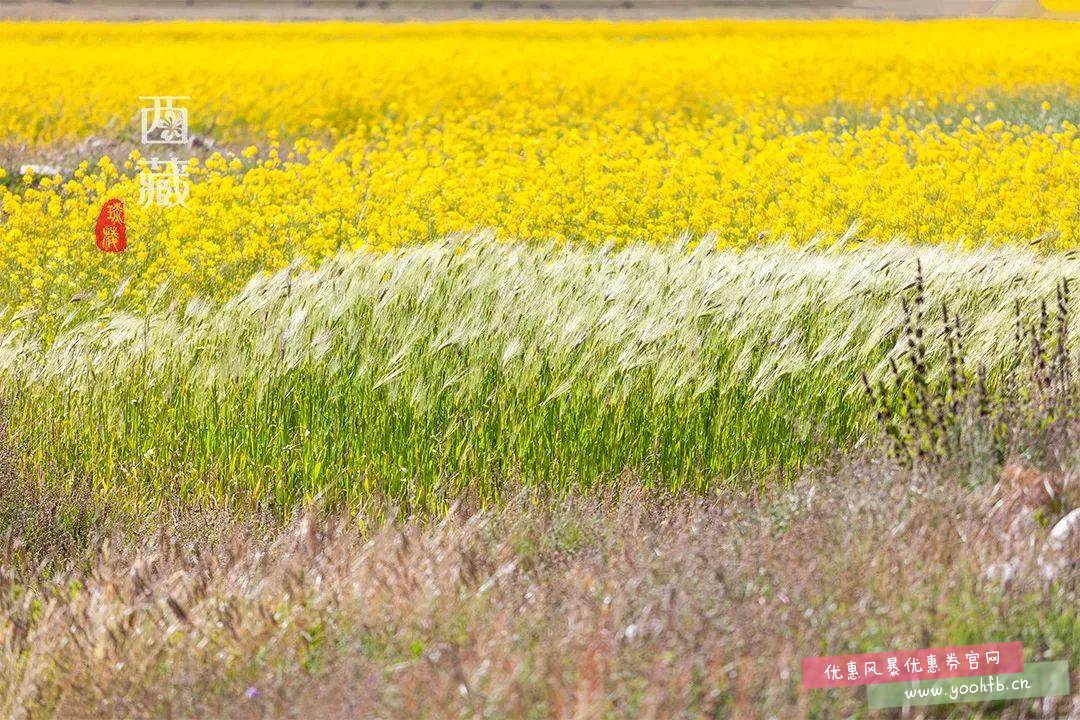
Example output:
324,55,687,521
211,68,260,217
0,20,1077,313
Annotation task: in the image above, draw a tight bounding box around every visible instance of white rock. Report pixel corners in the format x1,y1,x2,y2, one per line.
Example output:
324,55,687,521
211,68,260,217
19,164,61,177
1039,507,1080,581
985,560,1016,586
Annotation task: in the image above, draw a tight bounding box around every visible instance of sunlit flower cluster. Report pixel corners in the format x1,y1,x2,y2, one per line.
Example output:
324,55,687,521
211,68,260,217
0,20,1077,312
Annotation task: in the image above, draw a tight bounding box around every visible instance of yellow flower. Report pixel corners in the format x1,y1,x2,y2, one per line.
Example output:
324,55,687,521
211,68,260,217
0,19,1074,317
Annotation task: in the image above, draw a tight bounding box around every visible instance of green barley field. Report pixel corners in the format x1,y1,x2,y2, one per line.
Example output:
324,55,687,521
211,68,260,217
1,240,1075,513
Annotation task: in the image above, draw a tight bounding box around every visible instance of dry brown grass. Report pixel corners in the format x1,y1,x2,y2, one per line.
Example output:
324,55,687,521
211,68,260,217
0,446,1076,719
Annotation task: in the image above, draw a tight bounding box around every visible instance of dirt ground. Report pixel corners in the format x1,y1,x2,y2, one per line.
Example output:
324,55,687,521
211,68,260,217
0,0,1050,20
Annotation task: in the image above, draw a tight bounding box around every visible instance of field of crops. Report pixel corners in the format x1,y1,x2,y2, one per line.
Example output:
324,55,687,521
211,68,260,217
0,18,1078,719
1,21,1078,314
2,240,1078,511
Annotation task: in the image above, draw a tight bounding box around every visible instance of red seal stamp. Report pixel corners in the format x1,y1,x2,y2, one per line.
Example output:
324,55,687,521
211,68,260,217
94,199,127,253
